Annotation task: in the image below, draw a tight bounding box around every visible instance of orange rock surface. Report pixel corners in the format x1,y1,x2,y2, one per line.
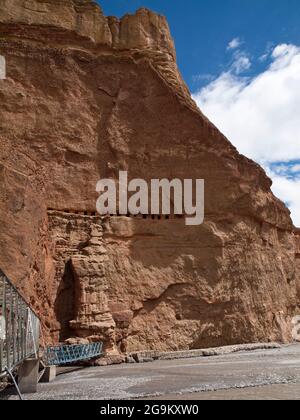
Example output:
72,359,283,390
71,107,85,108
0,0,299,354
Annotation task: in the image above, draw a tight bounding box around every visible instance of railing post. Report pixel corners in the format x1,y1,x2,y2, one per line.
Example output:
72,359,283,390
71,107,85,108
0,270,40,379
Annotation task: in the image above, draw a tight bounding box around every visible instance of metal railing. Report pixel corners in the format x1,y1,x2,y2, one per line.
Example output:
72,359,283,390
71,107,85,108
0,270,40,374
45,342,103,366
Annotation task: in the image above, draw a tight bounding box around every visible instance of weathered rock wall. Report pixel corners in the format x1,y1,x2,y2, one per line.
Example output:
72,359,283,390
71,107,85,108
0,0,299,352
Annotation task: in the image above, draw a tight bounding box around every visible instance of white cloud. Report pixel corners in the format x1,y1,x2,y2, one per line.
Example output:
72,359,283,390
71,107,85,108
231,53,251,74
259,42,274,62
193,43,300,226
227,38,241,50
192,74,214,83
267,168,300,226
290,164,300,173
259,53,269,62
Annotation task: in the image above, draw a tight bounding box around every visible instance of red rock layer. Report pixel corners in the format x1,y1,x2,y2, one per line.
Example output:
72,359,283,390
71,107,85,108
0,0,299,353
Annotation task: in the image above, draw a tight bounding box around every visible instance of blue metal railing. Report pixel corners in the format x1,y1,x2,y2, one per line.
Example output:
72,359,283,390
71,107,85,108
0,270,40,374
45,342,103,366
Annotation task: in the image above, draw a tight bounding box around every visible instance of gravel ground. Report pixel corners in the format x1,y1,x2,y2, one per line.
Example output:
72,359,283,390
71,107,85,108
149,383,300,400
2,344,300,400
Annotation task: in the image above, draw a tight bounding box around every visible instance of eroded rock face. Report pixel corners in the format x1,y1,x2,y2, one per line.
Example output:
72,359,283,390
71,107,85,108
0,0,299,352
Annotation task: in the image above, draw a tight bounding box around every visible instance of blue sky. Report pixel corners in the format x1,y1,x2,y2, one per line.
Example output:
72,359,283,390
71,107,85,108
98,1,300,225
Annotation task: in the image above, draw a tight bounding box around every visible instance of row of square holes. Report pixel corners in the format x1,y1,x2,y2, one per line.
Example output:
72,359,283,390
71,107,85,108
48,209,184,220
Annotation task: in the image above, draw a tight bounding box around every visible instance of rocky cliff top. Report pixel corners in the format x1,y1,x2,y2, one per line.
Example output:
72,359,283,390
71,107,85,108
0,0,176,58
0,0,293,230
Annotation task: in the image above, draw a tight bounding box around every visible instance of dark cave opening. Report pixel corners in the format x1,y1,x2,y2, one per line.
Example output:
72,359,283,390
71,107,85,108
54,259,76,342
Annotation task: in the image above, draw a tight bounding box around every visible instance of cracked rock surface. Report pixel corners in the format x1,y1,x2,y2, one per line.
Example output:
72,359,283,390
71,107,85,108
0,0,300,353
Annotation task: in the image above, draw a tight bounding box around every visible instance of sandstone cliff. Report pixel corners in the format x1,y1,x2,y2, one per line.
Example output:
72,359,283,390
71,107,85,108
0,0,299,355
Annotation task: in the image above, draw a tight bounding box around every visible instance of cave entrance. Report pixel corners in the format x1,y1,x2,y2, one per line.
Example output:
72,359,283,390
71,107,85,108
54,260,76,342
